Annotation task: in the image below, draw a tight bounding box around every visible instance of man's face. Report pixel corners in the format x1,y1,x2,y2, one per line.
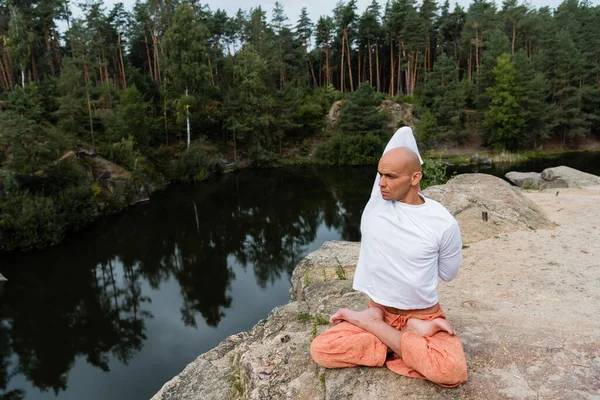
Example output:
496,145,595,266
377,159,415,202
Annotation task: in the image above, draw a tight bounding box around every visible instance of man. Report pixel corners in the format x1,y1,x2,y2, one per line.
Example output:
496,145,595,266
310,127,468,388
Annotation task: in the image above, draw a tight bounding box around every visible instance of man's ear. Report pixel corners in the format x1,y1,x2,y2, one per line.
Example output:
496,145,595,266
411,171,423,186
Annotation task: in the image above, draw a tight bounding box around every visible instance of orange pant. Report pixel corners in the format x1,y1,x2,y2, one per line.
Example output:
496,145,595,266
310,306,468,388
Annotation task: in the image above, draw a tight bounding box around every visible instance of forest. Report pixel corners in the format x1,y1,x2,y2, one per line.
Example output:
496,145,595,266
0,0,599,250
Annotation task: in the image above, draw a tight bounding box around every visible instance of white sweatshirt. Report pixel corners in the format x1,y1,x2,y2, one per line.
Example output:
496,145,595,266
352,127,462,309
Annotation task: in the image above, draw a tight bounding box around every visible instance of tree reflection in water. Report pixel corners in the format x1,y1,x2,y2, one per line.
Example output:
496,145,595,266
0,165,374,398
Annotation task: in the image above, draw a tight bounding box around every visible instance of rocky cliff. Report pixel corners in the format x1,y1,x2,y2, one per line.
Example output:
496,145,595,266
152,173,600,400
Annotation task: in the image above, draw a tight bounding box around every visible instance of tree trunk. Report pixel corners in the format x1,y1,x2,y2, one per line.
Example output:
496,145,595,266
233,129,237,162
468,45,472,81
376,39,380,92
412,51,418,93
144,33,154,82
475,27,480,72
164,80,168,146
1,50,12,89
397,52,401,95
389,33,394,96
44,30,55,76
512,23,516,54
31,52,38,82
86,86,94,146
326,47,330,86
357,49,361,86
208,55,215,86
308,54,317,87
0,58,8,90
362,48,367,83
345,28,353,92
340,34,345,92
118,30,127,89
368,39,373,86
186,87,191,149
97,52,104,85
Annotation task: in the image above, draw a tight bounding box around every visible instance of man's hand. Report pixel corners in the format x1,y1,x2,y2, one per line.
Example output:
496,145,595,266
405,317,455,336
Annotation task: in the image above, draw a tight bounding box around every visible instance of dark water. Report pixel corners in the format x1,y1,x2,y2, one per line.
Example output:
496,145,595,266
1,152,599,400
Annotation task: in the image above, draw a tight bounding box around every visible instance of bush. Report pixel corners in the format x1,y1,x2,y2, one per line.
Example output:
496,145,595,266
54,185,97,230
0,191,64,250
171,144,223,183
248,143,277,168
296,103,325,135
0,182,98,251
315,132,386,165
421,157,449,190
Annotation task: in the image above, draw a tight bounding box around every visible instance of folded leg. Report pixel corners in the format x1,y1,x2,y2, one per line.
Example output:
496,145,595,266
310,321,388,368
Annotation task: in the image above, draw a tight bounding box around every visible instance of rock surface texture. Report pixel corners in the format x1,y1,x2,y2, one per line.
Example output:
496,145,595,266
423,174,554,243
152,174,600,400
506,165,600,189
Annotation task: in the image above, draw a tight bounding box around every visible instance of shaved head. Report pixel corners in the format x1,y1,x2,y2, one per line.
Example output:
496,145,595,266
380,147,422,175
377,147,423,204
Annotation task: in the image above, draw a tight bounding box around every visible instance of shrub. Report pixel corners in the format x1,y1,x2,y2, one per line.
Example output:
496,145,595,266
315,132,385,165
421,157,449,190
0,191,64,250
248,143,277,168
171,144,223,183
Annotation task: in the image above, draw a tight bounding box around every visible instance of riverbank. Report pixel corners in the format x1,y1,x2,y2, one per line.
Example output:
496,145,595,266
152,174,600,399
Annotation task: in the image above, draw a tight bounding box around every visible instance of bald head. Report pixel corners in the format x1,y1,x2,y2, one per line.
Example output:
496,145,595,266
377,147,423,204
380,147,422,175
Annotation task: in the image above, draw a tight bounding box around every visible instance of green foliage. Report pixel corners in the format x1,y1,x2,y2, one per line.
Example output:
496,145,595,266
105,86,155,149
248,143,277,168
484,53,526,150
421,157,449,190
416,110,439,149
171,144,223,183
0,191,64,250
101,136,145,173
297,313,313,323
316,83,389,165
315,132,385,165
337,83,387,138
0,183,96,251
0,111,52,174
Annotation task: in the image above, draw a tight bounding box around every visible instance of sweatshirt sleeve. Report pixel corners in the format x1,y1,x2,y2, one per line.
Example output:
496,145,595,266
371,126,424,194
438,222,462,282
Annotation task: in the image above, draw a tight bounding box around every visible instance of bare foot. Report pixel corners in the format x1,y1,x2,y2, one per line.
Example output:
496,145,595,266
405,317,455,337
329,306,384,328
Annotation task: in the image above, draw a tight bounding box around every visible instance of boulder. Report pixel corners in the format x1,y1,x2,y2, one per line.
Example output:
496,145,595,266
423,174,554,243
504,171,568,189
505,165,600,189
326,100,345,129
77,153,150,206
379,100,416,131
540,165,600,187
469,153,493,165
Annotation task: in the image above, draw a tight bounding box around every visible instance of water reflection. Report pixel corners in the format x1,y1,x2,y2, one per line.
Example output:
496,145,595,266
0,166,374,399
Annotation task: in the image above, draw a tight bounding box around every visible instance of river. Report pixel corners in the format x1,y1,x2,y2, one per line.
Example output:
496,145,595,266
1,152,599,400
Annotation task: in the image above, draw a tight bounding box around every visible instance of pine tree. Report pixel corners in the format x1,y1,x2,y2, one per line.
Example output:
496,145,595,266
484,53,525,150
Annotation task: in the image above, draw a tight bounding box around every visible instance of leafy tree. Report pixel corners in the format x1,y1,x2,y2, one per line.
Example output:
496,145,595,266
163,3,210,148
484,53,525,150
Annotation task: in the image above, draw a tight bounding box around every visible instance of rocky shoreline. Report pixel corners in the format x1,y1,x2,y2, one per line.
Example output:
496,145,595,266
152,171,600,400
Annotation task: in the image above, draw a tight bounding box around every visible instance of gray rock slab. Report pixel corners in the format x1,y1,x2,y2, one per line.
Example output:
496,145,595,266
423,174,554,243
